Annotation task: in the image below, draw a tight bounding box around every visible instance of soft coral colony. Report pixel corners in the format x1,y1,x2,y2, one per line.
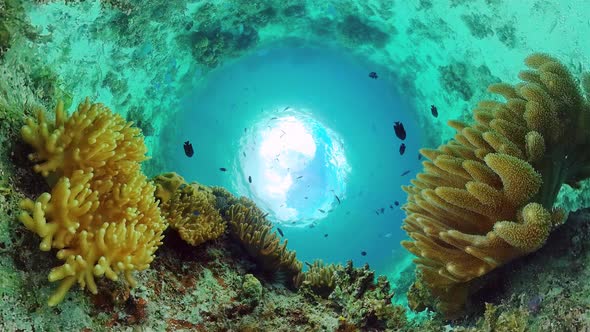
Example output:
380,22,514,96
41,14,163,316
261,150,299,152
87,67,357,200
18,98,167,306
402,53,590,317
14,52,590,325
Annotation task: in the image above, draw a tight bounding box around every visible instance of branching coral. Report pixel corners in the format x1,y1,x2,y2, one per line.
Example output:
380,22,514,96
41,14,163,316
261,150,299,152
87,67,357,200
327,261,407,330
402,54,590,317
18,98,166,306
228,203,302,285
154,174,226,247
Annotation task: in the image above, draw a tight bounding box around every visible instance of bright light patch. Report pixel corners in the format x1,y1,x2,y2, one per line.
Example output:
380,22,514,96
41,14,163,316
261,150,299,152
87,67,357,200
234,108,350,227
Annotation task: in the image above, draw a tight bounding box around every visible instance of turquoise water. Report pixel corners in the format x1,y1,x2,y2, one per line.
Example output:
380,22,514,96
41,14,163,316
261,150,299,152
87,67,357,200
163,41,423,274
5,1,590,329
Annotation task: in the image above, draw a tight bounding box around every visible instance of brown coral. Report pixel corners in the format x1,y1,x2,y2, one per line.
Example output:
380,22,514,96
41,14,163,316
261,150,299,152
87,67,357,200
402,54,589,317
228,203,302,285
19,98,166,306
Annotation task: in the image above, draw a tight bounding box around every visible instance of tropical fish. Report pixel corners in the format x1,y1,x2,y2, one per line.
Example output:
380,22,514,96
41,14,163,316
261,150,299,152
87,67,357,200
394,201,399,206
297,176,303,179
430,104,438,117
389,204,394,209
262,212,269,218
304,196,308,199
243,152,246,157
305,262,313,269
248,175,252,183
183,141,194,157
318,209,325,213
324,234,328,238
400,170,410,176
361,251,367,256
399,143,406,155
277,228,284,237
368,72,378,79
380,207,385,214
418,153,422,160
393,122,406,140
219,167,227,172
335,195,341,205
283,106,291,111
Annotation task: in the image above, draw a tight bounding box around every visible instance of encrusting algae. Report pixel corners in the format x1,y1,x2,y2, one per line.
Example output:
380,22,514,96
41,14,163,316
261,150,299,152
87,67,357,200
18,98,167,306
402,53,590,317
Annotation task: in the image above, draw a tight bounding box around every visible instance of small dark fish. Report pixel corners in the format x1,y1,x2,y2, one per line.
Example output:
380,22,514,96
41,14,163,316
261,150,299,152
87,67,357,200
248,175,252,183
335,195,341,205
430,104,438,118
185,21,194,31
304,197,308,199
393,122,406,140
375,210,379,215
400,170,410,176
243,152,246,157
389,204,394,209
305,262,313,269
394,201,399,206
283,106,291,112
193,210,200,216
309,223,315,229
369,71,378,79
399,143,406,155
418,153,422,160
179,184,187,190
244,127,247,132
277,228,284,237
318,209,325,213
324,234,328,238
219,167,227,172
262,212,269,218
361,251,367,256
270,117,277,120
380,207,385,214
296,176,303,179
183,141,194,157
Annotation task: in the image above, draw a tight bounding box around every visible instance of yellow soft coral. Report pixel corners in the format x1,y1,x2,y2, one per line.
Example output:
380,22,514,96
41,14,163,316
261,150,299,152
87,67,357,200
19,99,166,306
155,175,226,246
402,54,589,317
21,99,147,180
153,172,187,204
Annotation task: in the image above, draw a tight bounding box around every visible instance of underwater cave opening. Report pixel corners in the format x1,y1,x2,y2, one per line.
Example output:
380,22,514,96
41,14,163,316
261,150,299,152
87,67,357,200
166,39,423,276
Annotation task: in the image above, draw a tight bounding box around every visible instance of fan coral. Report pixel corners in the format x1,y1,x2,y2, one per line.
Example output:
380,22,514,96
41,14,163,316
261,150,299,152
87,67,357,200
19,98,166,306
228,203,302,285
402,54,590,317
155,175,226,247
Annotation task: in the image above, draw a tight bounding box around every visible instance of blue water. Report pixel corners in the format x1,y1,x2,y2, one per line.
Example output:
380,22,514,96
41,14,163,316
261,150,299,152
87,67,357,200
163,40,423,275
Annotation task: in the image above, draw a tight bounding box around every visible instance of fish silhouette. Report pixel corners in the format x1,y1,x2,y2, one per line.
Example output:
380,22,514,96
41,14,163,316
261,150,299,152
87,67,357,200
393,122,406,140
183,141,194,157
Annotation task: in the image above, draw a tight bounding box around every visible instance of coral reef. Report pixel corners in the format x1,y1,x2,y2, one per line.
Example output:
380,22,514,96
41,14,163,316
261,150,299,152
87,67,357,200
327,261,407,330
18,98,167,306
299,260,338,298
337,15,389,48
227,203,303,286
155,174,226,247
402,53,590,317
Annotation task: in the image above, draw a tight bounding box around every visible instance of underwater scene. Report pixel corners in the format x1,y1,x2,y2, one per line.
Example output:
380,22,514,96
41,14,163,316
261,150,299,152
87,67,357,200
0,0,590,331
